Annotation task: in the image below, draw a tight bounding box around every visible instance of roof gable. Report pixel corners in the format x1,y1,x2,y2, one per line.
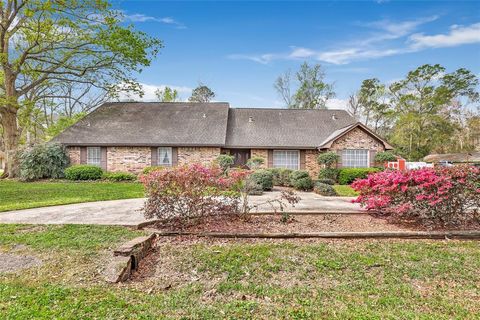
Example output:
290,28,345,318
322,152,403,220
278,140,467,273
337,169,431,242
318,122,393,150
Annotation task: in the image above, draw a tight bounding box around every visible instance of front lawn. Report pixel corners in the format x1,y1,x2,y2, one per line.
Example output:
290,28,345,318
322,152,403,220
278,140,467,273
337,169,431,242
0,224,478,319
0,180,144,212
333,184,359,197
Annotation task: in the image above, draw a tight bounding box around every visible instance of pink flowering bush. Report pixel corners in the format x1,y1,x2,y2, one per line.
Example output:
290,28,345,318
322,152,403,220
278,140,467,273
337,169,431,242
352,166,480,227
140,164,249,224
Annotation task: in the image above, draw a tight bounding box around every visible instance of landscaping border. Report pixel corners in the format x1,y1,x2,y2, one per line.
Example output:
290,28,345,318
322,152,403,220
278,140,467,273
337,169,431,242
154,230,480,240
104,233,157,283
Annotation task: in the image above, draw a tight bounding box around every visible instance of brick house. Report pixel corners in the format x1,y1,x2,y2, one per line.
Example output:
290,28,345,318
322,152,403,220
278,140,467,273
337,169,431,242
53,102,393,177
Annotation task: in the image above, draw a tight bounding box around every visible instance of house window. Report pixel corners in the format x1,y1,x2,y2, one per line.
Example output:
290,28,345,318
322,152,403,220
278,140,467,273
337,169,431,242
87,147,101,166
273,150,299,170
158,147,172,166
342,149,369,168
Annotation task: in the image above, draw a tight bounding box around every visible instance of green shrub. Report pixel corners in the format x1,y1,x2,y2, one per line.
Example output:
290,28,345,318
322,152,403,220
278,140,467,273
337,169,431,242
267,168,293,186
338,168,381,185
142,166,165,175
102,171,137,182
317,151,340,167
216,154,234,172
64,165,103,181
317,178,335,185
246,157,265,169
19,143,69,181
289,170,313,191
318,168,339,181
375,151,397,163
314,182,338,196
250,170,274,191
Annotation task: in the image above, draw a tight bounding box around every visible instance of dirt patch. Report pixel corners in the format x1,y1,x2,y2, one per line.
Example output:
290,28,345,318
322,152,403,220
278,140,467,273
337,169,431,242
152,213,412,234
0,253,42,273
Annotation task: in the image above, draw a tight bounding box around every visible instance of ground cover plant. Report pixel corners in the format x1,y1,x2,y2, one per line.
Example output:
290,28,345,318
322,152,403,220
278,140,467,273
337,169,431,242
0,180,144,212
353,165,480,227
0,224,479,319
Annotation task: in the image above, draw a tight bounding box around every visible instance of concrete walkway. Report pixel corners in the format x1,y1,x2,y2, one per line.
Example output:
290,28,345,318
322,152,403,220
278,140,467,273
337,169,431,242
0,191,362,226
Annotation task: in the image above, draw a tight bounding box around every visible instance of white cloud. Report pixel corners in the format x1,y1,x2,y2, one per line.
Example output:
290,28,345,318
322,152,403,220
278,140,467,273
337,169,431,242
227,53,276,64
229,16,479,65
409,22,480,49
326,98,350,111
123,13,186,29
119,83,192,101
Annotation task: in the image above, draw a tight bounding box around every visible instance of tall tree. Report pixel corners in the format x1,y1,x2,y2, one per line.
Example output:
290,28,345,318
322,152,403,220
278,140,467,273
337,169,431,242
274,70,293,107
0,0,162,177
155,86,180,102
188,84,215,103
389,64,479,160
358,78,393,135
274,62,335,109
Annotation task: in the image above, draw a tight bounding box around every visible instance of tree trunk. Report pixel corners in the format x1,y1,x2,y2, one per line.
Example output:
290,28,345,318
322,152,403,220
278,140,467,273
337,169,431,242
1,107,20,178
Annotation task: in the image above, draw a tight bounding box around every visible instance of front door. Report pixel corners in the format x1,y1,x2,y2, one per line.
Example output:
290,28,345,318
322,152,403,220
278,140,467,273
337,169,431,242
230,149,251,167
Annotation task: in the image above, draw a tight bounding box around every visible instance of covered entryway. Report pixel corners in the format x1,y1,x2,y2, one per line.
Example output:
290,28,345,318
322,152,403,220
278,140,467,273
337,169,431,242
229,149,251,167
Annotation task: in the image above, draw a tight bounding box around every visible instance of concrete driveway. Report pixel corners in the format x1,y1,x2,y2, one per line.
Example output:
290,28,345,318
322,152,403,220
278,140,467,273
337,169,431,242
0,191,362,226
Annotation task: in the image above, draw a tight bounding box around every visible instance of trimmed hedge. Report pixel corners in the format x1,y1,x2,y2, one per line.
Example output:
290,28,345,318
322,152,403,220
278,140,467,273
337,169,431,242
246,157,265,170
314,182,338,196
318,168,339,181
102,171,137,182
317,178,335,185
338,168,381,185
216,154,234,172
64,165,103,181
289,170,313,191
250,170,274,191
267,168,293,187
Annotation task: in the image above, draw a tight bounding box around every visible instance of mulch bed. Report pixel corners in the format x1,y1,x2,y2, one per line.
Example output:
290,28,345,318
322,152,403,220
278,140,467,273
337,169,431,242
151,213,412,234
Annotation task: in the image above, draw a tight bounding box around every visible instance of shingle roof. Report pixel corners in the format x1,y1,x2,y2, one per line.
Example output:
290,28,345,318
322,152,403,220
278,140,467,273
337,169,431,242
53,102,391,149
52,102,230,146
224,108,356,149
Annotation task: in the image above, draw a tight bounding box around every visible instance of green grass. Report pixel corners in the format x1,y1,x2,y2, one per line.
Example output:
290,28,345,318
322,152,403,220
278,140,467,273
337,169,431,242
0,180,145,212
0,224,479,319
333,184,359,197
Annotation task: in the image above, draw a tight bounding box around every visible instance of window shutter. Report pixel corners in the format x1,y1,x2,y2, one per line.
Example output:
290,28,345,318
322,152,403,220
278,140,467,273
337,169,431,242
172,147,178,166
151,147,158,166
267,150,273,168
369,150,376,168
100,147,107,170
80,147,87,164
299,150,306,170
336,150,343,168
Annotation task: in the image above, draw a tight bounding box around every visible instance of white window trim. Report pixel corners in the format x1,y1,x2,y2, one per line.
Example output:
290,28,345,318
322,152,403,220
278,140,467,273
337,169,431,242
272,150,300,170
158,147,173,166
342,149,370,168
86,147,101,166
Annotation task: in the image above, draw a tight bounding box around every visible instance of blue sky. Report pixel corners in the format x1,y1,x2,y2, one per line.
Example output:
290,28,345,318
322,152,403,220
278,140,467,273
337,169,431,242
116,0,480,109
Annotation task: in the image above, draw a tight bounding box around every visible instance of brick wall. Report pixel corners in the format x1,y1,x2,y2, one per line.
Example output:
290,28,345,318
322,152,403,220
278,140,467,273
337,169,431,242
177,147,221,166
329,127,385,152
251,149,269,168
68,147,81,165
107,147,151,174
305,150,321,178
